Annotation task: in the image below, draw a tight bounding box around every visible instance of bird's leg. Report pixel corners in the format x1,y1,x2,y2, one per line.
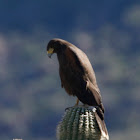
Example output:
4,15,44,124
75,98,79,106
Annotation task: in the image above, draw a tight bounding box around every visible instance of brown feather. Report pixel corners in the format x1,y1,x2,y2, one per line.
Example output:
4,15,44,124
47,38,105,117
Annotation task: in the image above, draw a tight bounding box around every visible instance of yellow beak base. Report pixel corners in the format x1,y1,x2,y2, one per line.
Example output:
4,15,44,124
47,48,54,58
47,48,54,54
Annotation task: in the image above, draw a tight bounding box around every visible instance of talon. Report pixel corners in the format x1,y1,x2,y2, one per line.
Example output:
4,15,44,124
65,107,71,111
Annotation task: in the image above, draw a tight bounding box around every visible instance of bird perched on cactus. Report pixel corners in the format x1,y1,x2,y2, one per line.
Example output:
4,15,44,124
46,38,108,136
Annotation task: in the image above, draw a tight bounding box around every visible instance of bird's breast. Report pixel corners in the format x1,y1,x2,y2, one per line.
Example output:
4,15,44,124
59,64,86,96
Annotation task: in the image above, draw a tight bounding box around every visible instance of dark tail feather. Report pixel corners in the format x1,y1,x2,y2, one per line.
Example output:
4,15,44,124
94,108,109,139
96,106,104,120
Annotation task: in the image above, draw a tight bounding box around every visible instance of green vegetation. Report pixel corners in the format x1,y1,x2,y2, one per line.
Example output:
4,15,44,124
57,106,102,140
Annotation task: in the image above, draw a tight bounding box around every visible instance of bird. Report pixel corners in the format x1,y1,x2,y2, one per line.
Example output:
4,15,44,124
46,38,104,120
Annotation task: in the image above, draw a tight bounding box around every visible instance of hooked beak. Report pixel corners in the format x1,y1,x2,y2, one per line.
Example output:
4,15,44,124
47,48,54,58
47,53,52,58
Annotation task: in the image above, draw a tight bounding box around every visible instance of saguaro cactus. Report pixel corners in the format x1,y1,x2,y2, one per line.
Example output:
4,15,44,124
57,106,109,140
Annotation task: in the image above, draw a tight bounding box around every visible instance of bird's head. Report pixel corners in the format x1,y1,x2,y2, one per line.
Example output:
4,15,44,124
47,38,67,58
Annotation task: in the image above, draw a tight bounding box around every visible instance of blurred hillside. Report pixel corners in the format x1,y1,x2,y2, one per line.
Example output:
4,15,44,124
0,1,140,140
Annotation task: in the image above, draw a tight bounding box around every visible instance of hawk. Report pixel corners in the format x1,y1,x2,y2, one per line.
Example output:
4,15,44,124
47,38,104,120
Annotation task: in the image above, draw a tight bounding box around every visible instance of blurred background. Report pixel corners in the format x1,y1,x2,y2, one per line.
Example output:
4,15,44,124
0,1,140,140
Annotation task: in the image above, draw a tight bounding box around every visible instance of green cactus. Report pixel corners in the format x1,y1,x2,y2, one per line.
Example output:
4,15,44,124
57,106,109,140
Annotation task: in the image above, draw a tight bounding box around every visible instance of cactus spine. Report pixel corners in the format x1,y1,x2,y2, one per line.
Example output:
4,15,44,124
57,106,109,140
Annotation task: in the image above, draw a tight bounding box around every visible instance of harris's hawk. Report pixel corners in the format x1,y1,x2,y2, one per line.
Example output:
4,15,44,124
46,38,105,120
